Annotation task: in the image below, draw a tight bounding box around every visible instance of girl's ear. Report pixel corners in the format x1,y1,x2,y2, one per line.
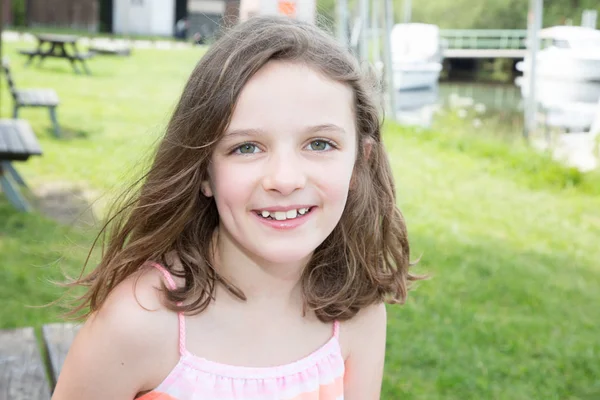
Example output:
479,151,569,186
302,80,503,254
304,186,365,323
350,138,374,189
201,180,214,197
362,137,374,163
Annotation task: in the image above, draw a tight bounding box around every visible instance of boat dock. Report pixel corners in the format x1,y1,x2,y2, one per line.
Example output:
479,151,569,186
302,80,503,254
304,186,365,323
440,29,528,60
444,48,527,59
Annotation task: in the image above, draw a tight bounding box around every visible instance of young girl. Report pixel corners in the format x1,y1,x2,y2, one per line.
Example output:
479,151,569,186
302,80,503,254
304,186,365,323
52,16,418,400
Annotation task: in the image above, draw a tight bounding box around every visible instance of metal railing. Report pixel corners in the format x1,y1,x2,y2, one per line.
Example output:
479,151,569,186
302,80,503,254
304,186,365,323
440,29,528,50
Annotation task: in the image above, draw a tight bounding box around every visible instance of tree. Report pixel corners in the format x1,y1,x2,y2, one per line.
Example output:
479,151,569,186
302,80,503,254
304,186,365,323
317,0,600,29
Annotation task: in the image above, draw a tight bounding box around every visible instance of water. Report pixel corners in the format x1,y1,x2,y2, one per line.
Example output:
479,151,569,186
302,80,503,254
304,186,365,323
395,81,523,129
396,80,600,134
395,79,600,171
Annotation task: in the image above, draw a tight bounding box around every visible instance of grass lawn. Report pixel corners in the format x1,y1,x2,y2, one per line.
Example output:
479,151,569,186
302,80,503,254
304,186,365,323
1,40,599,399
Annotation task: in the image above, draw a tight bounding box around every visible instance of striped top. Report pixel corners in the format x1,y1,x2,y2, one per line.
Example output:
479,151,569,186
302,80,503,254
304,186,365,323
137,262,345,400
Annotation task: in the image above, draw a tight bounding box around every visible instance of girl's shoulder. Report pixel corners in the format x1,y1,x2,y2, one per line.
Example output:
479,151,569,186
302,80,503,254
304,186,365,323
338,303,387,359
54,266,181,396
97,264,179,324
90,264,182,362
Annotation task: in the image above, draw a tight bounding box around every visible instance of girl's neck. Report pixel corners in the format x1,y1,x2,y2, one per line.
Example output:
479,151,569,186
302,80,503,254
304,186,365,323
212,227,310,308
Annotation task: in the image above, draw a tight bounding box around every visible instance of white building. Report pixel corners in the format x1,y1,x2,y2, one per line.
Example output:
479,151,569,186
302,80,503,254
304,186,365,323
113,0,177,36
110,0,316,39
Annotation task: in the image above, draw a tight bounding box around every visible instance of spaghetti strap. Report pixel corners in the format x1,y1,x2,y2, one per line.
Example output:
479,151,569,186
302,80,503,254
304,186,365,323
148,261,187,357
332,320,340,339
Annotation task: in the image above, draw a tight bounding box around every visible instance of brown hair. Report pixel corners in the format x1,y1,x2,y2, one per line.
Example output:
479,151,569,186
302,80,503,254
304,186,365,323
68,16,421,322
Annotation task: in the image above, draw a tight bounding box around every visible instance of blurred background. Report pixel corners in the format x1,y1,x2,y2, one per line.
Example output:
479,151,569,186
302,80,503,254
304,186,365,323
0,1,599,399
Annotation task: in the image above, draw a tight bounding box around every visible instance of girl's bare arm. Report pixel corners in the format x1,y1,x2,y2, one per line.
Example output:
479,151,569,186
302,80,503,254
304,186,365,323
51,270,180,399
343,303,388,400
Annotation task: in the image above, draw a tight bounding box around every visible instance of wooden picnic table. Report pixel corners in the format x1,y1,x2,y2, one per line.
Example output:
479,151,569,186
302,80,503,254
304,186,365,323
0,119,42,211
19,33,94,75
0,323,80,400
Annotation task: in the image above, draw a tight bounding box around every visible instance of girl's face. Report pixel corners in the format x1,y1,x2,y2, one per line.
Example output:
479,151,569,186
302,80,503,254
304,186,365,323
206,61,357,266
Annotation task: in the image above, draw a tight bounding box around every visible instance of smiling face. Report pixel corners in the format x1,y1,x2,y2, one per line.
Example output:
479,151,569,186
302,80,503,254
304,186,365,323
205,60,358,266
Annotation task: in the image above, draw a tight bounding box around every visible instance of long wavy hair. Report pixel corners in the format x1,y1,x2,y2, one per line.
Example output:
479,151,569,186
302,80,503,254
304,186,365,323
67,16,421,322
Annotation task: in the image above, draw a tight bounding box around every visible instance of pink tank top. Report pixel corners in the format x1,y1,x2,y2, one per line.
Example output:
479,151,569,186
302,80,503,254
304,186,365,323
137,262,345,400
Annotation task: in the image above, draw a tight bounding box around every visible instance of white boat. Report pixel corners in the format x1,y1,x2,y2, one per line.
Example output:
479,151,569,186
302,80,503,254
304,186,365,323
396,86,438,110
515,76,600,105
517,26,600,82
390,23,443,90
392,63,443,91
516,76,600,131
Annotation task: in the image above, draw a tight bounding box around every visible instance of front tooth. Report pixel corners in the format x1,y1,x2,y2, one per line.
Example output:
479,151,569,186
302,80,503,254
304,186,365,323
274,211,287,220
261,210,270,218
286,209,297,219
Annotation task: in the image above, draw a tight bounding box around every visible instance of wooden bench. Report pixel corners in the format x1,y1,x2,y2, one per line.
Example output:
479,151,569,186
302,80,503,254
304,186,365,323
18,33,94,75
18,48,39,58
2,59,61,137
0,119,43,211
0,323,80,399
18,49,93,61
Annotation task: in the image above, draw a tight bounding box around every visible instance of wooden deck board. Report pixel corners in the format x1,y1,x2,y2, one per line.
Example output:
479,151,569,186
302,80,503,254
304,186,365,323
42,323,80,388
0,327,51,400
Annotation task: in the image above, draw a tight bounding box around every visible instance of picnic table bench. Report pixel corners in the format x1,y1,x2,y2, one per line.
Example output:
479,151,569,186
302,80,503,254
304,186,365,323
0,323,80,399
18,33,94,75
0,119,42,211
2,59,62,137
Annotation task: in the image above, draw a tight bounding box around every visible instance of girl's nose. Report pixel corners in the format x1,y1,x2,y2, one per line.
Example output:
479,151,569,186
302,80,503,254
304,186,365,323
261,152,306,196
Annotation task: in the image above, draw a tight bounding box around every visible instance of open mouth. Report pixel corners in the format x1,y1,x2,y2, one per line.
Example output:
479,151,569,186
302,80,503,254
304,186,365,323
254,207,315,221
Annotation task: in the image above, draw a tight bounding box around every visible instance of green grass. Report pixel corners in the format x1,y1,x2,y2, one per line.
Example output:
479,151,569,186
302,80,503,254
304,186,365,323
382,124,600,399
1,40,599,399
